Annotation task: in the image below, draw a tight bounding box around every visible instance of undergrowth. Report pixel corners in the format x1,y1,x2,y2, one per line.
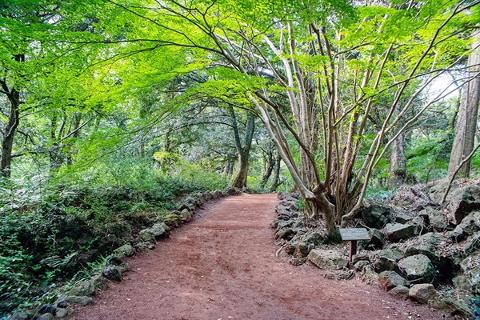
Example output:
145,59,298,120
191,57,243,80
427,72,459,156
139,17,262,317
0,157,228,316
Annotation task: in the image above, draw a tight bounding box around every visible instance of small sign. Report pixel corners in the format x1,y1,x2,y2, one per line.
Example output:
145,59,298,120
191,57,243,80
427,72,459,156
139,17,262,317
339,228,370,241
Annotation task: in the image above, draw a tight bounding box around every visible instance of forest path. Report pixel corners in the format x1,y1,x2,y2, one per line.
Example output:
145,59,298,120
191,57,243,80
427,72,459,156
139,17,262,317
70,193,449,320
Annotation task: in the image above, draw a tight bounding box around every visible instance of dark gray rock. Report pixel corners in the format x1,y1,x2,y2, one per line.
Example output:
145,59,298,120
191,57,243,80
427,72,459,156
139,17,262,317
361,204,391,228
378,271,409,290
55,308,68,318
275,228,295,240
395,211,414,224
134,241,155,251
405,233,455,284
113,244,135,258
389,285,409,299
410,216,426,235
288,241,310,258
366,228,385,249
452,211,480,240
460,251,480,294
180,208,193,222
102,265,122,282
307,249,348,270
352,252,370,264
69,279,95,297
408,283,437,304
323,269,354,280
38,304,56,315
372,248,404,272
37,314,54,320
149,222,168,239
464,232,480,254
398,254,436,282
428,213,449,231
360,265,379,284
353,260,370,271
276,219,294,230
276,201,298,213
303,231,325,245
447,185,480,225
420,206,449,231
105,254,123,267
292,220,304,230
179,196,198,211
138,229,155,243
57,295,93,306
384,223,416,242
90,273,107,291
405,232,447,268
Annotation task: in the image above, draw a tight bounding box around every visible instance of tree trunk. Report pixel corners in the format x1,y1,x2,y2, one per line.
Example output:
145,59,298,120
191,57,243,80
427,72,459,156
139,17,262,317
1,88,20,178
232,152,249,188
448,33,480,177
306,192,338,238
230,107,255,189
49,113,63,170
66,113,82,165
260,148,275,189
389,131,407,186
269,154,281,192
0,54,23,178
223,158,235,176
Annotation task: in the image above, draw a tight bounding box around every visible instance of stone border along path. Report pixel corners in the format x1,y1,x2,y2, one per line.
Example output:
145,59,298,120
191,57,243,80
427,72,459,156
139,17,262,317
68,193,452,320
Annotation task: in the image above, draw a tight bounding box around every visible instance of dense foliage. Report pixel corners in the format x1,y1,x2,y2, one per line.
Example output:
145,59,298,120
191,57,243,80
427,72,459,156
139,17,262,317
1,0,480,316
0,156,228,314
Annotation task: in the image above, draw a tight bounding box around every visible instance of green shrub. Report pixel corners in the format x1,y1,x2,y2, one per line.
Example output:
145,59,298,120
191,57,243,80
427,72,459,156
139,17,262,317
0,156,229,316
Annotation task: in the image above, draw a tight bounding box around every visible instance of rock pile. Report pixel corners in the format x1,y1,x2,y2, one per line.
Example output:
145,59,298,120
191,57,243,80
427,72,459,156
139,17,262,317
273,181,480,319
273,193,329,265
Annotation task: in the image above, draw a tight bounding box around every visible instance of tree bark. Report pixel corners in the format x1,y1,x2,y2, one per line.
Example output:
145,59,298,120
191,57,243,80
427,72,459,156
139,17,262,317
0,54,24,178
0,92,19,178
389,131,407,186
232,152,249,188
306,192,338,238
0,89,21,178
222,157,234,176
260,147,275,189
230,107,255,189
269,153,281,192
448,33,480,177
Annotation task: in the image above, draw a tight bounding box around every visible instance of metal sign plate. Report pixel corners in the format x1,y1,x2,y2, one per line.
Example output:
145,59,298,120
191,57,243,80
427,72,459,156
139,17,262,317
339,228,370,241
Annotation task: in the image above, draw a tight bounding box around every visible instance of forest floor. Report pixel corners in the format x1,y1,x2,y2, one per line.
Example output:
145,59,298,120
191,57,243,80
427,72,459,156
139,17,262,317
68,194,451,320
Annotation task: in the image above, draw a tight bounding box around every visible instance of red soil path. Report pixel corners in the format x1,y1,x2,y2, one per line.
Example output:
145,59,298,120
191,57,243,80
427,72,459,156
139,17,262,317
70,193,452,320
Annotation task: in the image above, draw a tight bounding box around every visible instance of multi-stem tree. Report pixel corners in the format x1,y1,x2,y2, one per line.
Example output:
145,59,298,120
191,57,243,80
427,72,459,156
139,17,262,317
91,0,480,236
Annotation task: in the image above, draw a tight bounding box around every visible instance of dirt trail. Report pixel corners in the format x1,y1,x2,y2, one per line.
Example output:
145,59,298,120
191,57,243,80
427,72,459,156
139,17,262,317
70,193,451,320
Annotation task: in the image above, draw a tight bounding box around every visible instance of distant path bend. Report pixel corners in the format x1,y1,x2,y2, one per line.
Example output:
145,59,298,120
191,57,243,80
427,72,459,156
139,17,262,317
70,193,449,320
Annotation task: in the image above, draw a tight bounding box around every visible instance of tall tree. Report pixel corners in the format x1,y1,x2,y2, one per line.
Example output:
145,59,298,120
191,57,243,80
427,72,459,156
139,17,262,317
448,32,480,177
94,0,478,236
0,55,23,177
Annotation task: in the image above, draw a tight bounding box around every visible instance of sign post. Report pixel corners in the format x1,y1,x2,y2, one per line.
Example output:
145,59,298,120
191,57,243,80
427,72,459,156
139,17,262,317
339,228,370,265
